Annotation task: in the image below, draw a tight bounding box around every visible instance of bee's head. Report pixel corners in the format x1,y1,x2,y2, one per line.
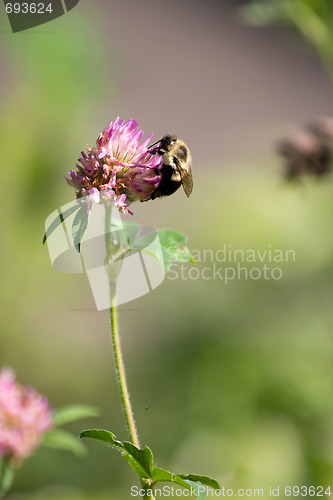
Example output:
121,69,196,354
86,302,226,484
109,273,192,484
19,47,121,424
160,135,178,152
148,135,178,155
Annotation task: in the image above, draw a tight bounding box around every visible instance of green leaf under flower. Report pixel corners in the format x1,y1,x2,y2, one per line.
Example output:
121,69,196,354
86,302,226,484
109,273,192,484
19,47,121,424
52,405,100,427
72,205,89,253
104,221,195,274
45,209,194,272
131,231,159,252
122,222,142,246
39,405,99,458
129,227,195,272
42,429,86,457
42,204,80,244
157,229,194,271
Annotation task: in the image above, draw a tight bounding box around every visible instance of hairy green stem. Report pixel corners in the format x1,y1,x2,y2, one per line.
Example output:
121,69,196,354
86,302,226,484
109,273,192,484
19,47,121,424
109,295,140,448
104,204,140,448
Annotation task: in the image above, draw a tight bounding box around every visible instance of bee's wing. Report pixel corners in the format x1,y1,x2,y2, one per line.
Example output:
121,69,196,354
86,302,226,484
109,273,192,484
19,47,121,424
174,157,193,197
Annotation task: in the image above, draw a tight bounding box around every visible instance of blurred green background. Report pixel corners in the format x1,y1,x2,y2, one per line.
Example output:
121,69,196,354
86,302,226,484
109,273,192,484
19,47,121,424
1,0,333,498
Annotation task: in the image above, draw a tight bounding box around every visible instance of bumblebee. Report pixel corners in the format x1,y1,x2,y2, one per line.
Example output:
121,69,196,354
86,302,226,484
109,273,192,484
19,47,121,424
146,135,193,200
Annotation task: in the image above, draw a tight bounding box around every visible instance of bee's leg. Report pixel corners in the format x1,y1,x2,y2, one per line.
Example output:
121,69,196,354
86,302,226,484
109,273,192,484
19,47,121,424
149,147,159,155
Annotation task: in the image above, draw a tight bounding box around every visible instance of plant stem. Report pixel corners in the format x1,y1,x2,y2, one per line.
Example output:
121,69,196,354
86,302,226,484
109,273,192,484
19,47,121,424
109,294,140,448
144,485,156,500
104,204,140,449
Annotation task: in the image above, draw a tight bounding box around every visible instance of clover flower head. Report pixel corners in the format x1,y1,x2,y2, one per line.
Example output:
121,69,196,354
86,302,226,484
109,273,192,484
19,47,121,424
277,128,332,180
66,117,163,214
0,368,53,465
277,117,333,181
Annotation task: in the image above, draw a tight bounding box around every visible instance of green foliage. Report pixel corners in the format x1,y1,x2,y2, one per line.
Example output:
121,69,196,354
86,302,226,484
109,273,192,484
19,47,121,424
44,207,194,272
0,457,14,499
0,405,100,498
239,0,333,75
72,205,89,253
42,205,80,244
41,405,100,457
80,429,220,498
79,429,123,449
42,429,86,457
122,443,154,479
157,229,194,271
239,0,288,26
43,208,194,271
178,474,220,490
52,406,100,427
109,220,194,273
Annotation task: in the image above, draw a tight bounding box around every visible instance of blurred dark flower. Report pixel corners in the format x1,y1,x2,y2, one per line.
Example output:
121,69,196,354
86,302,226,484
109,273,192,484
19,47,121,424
306,116,333,143
277,117,333,181
0,368,52,466
66,117,163,214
